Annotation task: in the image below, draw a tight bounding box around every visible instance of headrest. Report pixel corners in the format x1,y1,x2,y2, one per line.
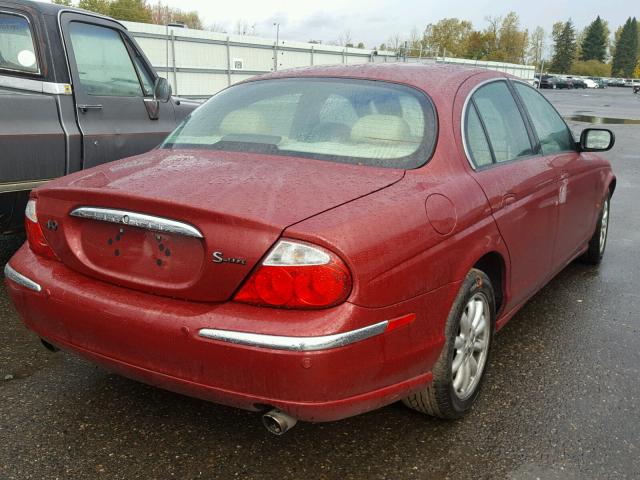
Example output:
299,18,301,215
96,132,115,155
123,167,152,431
351,114,411,143
219,109,271,136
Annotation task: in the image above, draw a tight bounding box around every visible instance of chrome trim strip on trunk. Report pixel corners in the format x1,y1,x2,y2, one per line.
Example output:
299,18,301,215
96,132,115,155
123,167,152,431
0,179,53,194
4,264,42,292
198,321,389,352
69,207,203,238
0,75,72,95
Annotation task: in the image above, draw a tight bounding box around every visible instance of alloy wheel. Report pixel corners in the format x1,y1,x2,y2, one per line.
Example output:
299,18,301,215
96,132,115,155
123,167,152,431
452,293,491,401
599,198,609,255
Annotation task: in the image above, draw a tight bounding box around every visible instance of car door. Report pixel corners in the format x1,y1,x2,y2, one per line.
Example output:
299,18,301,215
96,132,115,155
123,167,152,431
60,13,176,169
463,79,559,310
512,82,600,268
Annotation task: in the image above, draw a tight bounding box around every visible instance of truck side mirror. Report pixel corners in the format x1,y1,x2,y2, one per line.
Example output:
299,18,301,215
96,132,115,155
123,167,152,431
153,77,172,103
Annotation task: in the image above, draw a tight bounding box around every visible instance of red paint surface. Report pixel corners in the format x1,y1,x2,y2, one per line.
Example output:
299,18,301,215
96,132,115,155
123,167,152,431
6,65,616,422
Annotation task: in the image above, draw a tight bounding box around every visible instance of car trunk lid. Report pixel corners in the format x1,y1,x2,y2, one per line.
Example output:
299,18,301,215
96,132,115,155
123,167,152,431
35,149,403,302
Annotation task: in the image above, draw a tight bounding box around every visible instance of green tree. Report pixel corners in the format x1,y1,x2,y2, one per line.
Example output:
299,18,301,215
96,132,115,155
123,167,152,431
580,16,607,62
492,12,528,63
52,0,73,6
422,18,473,57
570,59,611,76
78,0,111,16
466,31,493,59
611,17,638,77
109,0,151,23
527,26,545,68
550,19,577,73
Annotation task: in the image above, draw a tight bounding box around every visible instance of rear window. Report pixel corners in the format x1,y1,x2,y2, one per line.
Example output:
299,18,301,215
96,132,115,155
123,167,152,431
0,13,39,74
162,78,437,169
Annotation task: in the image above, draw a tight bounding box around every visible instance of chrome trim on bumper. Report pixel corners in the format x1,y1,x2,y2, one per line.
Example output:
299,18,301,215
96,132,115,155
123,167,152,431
198,321,389,352
4,264,42,292
70,207,203,239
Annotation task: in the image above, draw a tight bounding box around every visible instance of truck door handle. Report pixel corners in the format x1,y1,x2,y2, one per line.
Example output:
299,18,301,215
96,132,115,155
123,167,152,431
77,104,103,113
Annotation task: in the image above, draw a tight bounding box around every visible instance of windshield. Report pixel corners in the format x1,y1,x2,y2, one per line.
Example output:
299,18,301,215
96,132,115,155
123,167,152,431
162,78,437,169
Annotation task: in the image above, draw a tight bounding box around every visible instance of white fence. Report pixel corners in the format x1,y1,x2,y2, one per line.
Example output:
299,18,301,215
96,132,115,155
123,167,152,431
123,22,536,98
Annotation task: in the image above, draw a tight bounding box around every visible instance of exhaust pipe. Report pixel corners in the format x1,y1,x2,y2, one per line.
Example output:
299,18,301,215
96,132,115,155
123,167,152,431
40,339,59,352
262,409,298,435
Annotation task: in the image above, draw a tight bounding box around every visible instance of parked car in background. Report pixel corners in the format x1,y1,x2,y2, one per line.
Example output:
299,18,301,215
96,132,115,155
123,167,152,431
539,75,567,89
570,78,587,89
5,64,616,434
592,78,607,88
582,79,598,89
0,0,197,233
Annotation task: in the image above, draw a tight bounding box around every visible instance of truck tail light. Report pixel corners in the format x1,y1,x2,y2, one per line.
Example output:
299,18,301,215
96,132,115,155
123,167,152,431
234,239,352,309
25,199,58,260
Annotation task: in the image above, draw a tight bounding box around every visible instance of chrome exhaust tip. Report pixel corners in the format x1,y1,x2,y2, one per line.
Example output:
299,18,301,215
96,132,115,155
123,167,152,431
262,409,298,435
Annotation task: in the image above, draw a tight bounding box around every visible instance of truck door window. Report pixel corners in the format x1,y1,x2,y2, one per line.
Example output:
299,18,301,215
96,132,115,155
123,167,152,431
68,22,142,97
0,13,39,74
132,53,155,96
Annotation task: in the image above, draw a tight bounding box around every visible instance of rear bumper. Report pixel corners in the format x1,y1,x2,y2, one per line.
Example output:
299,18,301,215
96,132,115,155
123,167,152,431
6,245,459,422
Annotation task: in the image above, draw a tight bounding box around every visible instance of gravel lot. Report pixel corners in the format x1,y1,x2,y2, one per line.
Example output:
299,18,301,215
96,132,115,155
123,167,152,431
1,87,639,480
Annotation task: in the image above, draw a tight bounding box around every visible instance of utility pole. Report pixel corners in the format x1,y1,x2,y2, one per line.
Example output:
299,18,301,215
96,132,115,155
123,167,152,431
273,22,280,71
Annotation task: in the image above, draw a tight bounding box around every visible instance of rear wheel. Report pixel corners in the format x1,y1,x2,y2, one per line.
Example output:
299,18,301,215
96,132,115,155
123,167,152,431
582,194,610,264
403,269,495,419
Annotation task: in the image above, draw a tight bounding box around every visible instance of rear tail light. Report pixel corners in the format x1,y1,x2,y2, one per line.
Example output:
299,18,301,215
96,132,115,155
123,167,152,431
234,239,352,309
25,199,58,260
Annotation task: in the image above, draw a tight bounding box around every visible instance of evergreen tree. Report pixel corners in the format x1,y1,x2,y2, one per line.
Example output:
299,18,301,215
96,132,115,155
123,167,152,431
580,16,607,62
611,17,638,77
550,20,577,73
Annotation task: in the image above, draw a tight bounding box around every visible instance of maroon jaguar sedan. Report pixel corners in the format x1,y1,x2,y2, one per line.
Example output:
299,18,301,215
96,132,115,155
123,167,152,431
5,64,615,434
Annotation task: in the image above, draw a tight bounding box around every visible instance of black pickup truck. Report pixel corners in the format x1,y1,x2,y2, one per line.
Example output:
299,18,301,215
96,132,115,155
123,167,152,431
0,0,197,232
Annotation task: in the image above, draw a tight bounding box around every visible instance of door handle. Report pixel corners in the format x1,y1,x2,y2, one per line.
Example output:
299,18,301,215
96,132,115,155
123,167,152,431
77,104,103,113
502,194,517,207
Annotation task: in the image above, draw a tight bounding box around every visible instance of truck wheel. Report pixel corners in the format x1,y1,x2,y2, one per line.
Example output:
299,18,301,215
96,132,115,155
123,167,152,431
403,269,495,419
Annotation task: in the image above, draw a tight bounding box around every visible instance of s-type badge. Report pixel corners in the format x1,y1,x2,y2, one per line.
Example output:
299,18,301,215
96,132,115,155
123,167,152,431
212,251,247,265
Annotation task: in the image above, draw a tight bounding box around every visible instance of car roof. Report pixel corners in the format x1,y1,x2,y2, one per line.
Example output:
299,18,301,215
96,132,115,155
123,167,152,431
246,63,514,107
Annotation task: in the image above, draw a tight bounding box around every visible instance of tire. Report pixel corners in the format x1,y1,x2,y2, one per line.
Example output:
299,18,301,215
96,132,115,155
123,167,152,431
582,193,610,264
403,268,495,419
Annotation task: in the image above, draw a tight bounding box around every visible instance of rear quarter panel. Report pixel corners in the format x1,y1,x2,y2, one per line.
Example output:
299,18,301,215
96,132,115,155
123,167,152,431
285,76,509,310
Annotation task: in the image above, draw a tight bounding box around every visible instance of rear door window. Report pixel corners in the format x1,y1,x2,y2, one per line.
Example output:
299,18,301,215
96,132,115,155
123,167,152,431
0,13,39,74
513,83,575,154
470,81,534,164
465,104,494,167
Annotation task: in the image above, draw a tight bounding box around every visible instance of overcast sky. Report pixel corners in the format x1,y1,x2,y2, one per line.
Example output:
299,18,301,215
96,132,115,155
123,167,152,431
154,0,630,49
45,0,631,50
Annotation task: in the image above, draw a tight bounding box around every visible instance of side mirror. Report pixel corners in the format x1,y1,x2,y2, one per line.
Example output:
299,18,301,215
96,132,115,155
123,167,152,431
580,128,615,152
153,77,172,103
